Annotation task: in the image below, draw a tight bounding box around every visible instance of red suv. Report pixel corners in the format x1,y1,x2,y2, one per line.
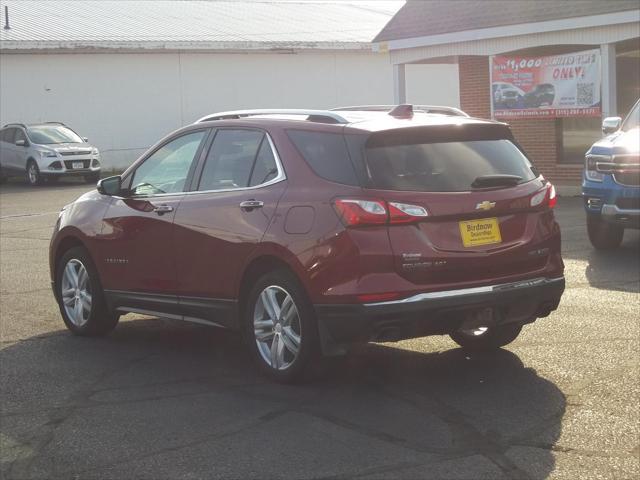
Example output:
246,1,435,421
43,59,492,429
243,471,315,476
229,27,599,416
49,105,565,382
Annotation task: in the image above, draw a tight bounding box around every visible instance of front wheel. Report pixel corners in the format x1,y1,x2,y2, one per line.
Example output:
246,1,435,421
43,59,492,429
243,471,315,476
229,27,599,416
26,161,43,186
450,323,522,351
587,214,623,250
56,246,119,336
244,270,319,383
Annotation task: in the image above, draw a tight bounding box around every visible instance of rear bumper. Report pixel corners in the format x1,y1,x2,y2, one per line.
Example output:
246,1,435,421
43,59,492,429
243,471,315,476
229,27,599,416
314,276,565,354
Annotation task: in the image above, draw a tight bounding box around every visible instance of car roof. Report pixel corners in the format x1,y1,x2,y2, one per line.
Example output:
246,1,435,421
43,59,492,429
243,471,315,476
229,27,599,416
193,105,507,134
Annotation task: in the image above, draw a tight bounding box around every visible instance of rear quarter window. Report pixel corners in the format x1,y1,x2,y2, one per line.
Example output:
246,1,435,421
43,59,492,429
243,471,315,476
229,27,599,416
286,130,359,186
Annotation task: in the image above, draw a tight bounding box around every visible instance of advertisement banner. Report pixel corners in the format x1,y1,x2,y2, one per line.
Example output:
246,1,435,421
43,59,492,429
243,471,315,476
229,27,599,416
491,49,601,119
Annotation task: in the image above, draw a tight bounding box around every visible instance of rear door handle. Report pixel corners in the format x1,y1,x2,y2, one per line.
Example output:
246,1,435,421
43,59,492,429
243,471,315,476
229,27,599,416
153,204,174,215
239,200,264,211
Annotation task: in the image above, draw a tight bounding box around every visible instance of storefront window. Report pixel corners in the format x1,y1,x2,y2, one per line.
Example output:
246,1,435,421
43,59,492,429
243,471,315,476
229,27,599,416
560,117,602,164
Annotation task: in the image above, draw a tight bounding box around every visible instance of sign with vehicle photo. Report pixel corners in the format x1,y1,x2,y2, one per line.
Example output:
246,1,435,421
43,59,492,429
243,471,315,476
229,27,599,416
491,49,601,119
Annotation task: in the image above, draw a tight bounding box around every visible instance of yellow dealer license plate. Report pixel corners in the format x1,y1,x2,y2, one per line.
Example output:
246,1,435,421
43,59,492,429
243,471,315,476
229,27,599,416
459,217,502,247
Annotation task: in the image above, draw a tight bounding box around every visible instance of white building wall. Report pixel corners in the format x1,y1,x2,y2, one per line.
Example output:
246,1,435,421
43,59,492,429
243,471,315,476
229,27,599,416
0,51,459,169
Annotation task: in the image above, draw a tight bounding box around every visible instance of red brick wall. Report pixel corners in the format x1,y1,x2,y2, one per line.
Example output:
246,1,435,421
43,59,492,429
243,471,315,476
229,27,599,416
458,55,582,185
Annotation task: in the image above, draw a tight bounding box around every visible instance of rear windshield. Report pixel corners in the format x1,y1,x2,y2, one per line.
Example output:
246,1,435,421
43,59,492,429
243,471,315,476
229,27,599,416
365,139,537,192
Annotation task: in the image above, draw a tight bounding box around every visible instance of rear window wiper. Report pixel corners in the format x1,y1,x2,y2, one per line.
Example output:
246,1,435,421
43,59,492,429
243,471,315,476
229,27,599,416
471,174,522,189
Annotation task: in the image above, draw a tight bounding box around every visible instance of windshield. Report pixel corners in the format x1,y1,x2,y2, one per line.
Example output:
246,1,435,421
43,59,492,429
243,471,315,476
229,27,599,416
622,101,640,132
27,126,83,144
365,139,537,192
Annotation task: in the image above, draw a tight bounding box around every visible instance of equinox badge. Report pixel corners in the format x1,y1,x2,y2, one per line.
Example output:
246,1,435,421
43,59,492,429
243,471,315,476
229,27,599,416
476,200,496,211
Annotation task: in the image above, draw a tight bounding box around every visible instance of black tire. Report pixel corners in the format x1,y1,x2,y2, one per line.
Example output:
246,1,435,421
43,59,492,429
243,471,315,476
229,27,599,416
450,323,522,351
243,269,319,383
85,173,100,184
26,160,43,186
587,214,623,250
56,246,119,336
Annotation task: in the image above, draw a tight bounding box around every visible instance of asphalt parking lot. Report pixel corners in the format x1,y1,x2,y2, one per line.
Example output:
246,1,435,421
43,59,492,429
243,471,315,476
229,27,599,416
1,179,638,480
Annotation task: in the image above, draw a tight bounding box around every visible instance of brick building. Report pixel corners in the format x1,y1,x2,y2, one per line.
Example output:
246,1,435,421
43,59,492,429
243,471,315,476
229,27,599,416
374,0,640,191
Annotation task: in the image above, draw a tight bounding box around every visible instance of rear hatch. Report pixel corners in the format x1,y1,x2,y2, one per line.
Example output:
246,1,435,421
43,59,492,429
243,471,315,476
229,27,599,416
355,124,557,289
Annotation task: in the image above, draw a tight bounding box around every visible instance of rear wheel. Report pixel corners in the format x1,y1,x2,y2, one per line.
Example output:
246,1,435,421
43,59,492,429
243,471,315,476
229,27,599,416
587,214,623,250
26,161,43,186
244,270,319,383
56,246,119,336
450,323,522,351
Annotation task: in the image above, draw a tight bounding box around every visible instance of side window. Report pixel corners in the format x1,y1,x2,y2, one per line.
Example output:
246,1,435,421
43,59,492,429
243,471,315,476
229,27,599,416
1,128,16,144
197,129,265,191
14,129,27,143
249,139,278,186
287,130,359,186
131,130,206,196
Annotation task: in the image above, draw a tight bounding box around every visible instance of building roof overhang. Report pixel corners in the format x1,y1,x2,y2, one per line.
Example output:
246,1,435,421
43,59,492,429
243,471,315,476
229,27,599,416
376,10,640,53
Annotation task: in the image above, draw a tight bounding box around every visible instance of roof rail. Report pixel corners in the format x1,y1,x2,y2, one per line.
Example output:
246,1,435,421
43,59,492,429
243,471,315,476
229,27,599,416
195,109,349,125
43,121,66,126
332,104,469,117
2,122,26,128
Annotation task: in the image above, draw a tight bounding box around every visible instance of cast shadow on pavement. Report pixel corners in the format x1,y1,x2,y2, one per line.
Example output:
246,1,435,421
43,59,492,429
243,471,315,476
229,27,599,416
563,230,640,293
1,318,565,479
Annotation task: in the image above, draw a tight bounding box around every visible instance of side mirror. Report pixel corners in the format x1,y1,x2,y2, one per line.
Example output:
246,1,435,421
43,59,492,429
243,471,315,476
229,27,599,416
602,117,622,135
15,139,27,147
97,175,121,195
82,137,89,142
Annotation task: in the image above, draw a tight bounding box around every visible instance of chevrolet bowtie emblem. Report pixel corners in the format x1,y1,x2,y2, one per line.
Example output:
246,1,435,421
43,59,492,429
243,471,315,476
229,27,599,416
476,201,496,211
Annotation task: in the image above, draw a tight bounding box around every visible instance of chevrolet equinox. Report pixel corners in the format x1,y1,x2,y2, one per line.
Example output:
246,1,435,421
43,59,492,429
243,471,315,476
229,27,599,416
49,105,565,382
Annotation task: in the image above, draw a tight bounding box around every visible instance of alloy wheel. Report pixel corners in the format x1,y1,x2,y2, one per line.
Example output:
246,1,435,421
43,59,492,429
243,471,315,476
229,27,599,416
61,259,92,327
253,285,302,370
28,164,38,184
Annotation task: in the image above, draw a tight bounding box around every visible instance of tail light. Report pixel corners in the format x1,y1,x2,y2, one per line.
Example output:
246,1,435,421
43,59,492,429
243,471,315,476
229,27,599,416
333,199,428,227
530,183,556,209
548,184,557,208
388,202,429,224
333,199,387,226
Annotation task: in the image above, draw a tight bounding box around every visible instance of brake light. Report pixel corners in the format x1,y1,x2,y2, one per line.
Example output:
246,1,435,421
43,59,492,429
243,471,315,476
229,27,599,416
333,199,387,226
548,184,557,209
530,183,556,209
333,199,428,227
388,202,429,224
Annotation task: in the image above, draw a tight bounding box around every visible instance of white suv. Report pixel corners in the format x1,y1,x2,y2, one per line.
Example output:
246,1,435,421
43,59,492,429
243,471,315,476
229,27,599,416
0,123,102,186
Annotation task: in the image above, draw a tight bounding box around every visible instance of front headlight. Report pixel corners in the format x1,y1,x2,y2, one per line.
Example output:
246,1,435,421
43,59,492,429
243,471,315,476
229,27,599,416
585,154,608,182
92,148,100,156
40,150,58,158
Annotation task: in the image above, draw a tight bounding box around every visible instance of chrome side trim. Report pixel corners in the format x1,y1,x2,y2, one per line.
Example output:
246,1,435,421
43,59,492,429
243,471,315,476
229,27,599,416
363,277,564,307
601,204,640,217
117,132,286,199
